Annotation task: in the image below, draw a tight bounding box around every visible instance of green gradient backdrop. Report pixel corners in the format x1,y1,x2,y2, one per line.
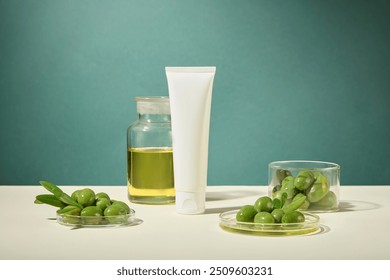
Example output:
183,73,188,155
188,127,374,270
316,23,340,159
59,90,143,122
1,0,389,186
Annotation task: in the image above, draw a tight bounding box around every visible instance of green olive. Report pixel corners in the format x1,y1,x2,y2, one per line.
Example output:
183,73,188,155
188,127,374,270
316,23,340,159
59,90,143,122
71,190,81,201
271,208,284,223
57,205,82,226
312,191,337,209
111,201,131,214
294,171,315,191
95,192,110,201
104,205,128,216
306,174,329,203
96,197,111,211
77,188,96,207
104,205,128,224
57,205,81,224
236,205,257,222
254,196,273,213
313,172,323,180
80,206,103,225
254,212,275,224
282,210,305,223
280,176,296,199
276,169,292,184
80,206,103,216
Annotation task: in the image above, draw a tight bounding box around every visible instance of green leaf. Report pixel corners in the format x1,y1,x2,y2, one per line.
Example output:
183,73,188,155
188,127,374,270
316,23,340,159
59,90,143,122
272,198,282,209
280,192,288,207
39,180,82,209
35,194,67,208
56,205,81,215
59,193,82,208
39,181,64,197
282,195,306,214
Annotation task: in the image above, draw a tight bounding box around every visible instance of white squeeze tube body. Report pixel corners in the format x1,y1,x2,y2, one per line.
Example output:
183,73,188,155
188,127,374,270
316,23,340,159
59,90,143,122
165,67,216,214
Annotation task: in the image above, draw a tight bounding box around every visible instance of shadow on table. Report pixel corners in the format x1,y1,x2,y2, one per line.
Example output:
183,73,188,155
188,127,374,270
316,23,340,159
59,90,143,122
312,224,331,236
336,200,381,212
206,189,262,202
204,189,262,214
204,206,241,215
53,218,144,230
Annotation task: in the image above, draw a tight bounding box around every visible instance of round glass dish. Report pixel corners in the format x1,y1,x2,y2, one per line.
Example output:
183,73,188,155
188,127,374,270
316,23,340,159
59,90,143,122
219,210,320,236
57,209,136,228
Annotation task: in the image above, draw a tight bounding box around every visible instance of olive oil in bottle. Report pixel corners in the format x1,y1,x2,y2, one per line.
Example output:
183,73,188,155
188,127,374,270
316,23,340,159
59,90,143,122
127,96,174,204
127,147,175,204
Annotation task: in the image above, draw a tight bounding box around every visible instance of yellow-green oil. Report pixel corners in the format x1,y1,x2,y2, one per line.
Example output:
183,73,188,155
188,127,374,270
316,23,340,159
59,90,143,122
127,147,175,204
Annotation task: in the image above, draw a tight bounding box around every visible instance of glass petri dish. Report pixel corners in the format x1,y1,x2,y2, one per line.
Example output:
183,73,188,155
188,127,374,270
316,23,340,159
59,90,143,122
57,208,136,228
219,210,320,236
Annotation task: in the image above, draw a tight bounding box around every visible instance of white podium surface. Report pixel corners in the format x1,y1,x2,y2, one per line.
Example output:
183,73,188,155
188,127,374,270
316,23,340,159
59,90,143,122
0,185,389,260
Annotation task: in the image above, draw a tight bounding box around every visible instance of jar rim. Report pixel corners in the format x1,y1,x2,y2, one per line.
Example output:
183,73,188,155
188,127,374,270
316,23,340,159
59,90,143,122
268,160,340,171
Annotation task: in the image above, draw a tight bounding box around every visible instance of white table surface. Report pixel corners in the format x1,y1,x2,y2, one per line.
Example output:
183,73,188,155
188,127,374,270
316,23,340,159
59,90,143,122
0,185,389,260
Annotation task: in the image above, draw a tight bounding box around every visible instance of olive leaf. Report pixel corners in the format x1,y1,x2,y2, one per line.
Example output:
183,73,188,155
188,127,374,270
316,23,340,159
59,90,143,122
272,198,282,209
39,181,82,209
56,205,81,215
282,195,306,214
34,194,67,208
280,192,288,208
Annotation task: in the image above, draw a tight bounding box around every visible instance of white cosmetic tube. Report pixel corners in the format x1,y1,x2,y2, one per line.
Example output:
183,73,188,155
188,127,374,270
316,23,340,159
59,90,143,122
165,67,216,214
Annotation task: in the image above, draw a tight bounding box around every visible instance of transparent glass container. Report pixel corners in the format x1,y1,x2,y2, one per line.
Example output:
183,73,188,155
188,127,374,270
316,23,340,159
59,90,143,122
268,160,340,212
127,96,175,204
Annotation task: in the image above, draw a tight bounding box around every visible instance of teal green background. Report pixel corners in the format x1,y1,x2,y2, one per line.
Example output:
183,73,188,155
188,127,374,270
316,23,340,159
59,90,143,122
1,0,389,186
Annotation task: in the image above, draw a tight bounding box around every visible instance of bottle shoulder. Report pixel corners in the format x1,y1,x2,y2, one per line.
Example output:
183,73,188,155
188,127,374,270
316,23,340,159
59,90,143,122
129,120,171,127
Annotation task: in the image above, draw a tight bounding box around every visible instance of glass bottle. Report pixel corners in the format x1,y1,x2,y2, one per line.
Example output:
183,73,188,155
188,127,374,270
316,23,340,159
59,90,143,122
127,96,175,204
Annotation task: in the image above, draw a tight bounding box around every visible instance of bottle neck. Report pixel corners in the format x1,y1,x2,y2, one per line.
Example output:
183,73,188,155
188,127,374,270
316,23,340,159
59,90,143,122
138,113,171,123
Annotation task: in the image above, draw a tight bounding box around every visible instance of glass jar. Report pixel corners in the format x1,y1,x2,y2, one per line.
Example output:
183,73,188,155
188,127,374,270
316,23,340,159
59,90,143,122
268,160,340,212
127,96,175,204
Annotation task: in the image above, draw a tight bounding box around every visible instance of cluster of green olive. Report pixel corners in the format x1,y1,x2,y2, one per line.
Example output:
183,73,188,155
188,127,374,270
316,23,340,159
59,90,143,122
34,181,133,225
236,195,307,224
271,169,337,211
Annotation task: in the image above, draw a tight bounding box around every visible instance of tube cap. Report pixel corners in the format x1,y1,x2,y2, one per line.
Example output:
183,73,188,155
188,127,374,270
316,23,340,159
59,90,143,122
175,191,205,215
